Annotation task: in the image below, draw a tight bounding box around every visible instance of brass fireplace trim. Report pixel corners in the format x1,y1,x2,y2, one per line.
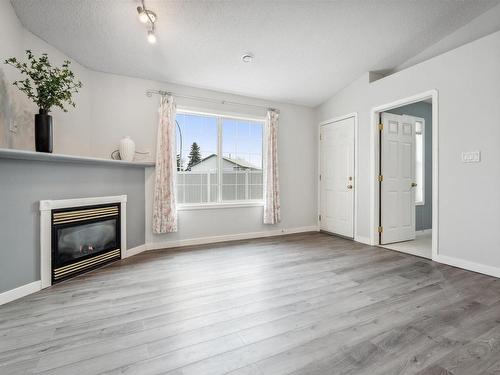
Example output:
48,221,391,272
53,213,118,225
54,206,118,218
53,206,119,224
53,249,120,280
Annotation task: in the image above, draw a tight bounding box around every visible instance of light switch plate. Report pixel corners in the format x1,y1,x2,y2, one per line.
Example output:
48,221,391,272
461,151,481,163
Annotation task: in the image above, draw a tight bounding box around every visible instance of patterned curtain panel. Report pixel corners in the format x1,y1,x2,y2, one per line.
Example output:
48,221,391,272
263,109,281,224
153,95,178,233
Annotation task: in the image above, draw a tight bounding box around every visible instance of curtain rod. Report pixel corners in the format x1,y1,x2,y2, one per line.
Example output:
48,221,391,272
145,89,279,112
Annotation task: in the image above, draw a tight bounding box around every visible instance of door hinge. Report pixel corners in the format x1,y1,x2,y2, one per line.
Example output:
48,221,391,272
319,214,322,221
378,123,383,131
319,174,322,181
320,134,322,141
378,175,383,182
378,226,383,233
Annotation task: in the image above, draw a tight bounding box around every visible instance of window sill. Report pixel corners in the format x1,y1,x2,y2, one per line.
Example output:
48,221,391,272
178,201,264,211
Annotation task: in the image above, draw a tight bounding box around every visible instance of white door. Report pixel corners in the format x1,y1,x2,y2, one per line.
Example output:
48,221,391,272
320,117,355,238
380,113,416,244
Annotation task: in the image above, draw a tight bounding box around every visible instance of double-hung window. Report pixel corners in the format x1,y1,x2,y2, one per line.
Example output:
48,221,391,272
176,110,264,207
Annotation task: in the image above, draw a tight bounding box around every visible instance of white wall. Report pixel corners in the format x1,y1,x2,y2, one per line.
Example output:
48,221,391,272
0,0,33,149
3,0,500,278
1,0,318,248
145,101,316,247
0,0,91,154
87,71,318,244
317,30,500,271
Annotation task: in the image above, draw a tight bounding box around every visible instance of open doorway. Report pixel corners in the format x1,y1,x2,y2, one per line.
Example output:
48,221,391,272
371,91,438,260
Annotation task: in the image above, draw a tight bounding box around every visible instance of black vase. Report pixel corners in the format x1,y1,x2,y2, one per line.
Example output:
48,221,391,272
34,109,53,153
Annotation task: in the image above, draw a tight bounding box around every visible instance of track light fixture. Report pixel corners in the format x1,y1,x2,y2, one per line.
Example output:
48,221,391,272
137,0,157,44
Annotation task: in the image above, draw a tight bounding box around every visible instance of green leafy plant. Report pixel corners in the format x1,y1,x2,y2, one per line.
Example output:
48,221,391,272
4,50,82,113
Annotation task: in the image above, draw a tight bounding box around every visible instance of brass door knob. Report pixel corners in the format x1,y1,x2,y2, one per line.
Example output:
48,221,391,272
347,184,353,189
411,182,417,188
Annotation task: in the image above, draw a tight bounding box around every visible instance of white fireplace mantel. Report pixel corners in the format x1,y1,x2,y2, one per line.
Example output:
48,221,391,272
39,195,127,289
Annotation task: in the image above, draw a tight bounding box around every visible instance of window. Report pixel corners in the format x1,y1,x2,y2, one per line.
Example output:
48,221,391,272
415,119,425,205
176,110,264,206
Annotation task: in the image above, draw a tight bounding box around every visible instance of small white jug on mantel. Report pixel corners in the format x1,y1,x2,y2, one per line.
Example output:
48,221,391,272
119,136,136,162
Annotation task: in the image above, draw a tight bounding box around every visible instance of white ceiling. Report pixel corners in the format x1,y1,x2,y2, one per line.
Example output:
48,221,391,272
11,0,500,107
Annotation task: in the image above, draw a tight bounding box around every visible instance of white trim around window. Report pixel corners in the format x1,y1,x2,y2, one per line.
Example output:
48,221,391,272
176,108,265,209
178,201,265,210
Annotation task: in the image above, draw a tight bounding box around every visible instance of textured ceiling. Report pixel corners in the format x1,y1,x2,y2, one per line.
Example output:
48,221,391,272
11,0,500,106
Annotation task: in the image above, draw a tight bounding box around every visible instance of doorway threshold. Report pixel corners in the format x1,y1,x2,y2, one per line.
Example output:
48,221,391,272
378,230,432,259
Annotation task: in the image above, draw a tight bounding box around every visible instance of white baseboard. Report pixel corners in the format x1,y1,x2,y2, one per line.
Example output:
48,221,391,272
147,226,319,251
434,254,500,279
354,236,371,245
0,227,319,305
0,281,41,306
1,244,148,305
3,232,499,306
123,244,147,258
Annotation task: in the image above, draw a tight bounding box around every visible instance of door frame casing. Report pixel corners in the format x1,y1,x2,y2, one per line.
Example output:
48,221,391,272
370,90,439,260
318,113,359,240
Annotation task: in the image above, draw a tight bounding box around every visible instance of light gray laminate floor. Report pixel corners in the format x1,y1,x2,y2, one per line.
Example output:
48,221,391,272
1,232,500,375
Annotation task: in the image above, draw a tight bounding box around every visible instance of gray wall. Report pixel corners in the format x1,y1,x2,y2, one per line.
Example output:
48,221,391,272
0,159,145,293
387,102,432,231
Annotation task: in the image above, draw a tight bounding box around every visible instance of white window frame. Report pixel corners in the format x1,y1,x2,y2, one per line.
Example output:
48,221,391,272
176,108,265,210
414,117,425,206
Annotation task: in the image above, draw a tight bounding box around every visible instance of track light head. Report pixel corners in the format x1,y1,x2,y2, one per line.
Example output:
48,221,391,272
147,30,157,44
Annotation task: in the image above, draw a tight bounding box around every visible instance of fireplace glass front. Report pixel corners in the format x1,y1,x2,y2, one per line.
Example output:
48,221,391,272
56,219,117,264
51,204,121,283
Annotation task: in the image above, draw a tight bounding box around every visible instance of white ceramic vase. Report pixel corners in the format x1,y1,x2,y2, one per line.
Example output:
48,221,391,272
119,136,136,162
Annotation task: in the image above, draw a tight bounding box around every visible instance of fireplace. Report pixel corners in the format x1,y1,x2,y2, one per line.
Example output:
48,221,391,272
51,204,121,283
40,196,127,288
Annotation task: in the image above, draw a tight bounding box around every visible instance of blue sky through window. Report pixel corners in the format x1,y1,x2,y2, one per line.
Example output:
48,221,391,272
176,112,263,170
